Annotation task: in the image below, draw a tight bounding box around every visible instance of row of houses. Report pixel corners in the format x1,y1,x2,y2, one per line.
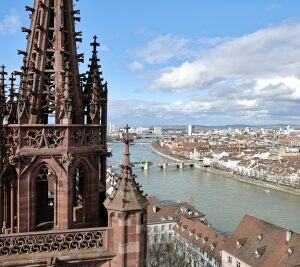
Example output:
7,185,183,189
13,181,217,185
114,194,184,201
158,139,300,188
147,197,300,267
208,155,300,188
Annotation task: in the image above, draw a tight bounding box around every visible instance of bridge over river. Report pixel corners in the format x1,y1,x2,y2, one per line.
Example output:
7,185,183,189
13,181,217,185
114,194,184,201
109,160,195,170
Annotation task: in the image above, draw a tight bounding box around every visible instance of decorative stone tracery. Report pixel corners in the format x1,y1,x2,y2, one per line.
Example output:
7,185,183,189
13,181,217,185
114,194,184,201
0,229,105,256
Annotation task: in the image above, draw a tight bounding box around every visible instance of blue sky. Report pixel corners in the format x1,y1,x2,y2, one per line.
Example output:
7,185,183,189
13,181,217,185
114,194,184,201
1,1,300,126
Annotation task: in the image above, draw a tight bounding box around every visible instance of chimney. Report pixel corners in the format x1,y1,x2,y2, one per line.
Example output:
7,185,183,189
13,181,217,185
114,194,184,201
153,206,157,213
286,230,292,242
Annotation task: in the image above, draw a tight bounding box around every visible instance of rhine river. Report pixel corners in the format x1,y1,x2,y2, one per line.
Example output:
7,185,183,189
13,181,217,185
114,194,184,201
108,141,300,235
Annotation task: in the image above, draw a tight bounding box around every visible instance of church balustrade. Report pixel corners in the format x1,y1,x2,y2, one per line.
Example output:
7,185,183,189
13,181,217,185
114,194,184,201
0,227,111,256
4,125,104,155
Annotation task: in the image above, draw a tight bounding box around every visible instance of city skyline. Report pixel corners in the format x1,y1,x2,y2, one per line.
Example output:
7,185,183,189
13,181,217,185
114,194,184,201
1,1,300,126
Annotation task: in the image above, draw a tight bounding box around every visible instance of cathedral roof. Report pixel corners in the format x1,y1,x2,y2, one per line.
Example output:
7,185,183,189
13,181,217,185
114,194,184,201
104,126,148,212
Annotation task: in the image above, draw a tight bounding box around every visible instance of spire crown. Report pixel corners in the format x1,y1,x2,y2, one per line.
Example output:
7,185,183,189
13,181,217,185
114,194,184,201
104,125,148,212
91,35,100,52
122,125,134,168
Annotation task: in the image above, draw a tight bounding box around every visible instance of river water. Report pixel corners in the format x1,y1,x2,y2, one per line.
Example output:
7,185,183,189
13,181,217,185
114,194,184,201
108,141,300,235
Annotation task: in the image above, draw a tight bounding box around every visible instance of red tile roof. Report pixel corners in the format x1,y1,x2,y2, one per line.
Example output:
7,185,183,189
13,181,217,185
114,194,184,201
173,216,225,263
223,215,300,267
147,197,205,224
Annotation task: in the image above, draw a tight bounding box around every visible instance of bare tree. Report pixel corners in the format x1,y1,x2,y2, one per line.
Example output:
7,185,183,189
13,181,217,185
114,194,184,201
147,241,190,267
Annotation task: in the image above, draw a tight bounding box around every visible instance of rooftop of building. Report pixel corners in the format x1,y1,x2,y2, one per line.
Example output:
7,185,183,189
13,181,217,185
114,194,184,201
173,216,226,263
147,196,205,225
223,214,300,267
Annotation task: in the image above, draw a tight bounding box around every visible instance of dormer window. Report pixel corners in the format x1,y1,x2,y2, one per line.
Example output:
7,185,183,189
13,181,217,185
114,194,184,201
180,207,188,213
236,237,247,249
202,237,208,244
161,216,166,221
288,247,294,255
189,229,195,237
195,233,201,240
255,246,266,258
258,233,263,240
210,242,216,251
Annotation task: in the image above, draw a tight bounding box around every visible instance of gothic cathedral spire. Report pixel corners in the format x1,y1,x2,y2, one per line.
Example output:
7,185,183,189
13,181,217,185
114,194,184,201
18,0,84,125
0,0,108,234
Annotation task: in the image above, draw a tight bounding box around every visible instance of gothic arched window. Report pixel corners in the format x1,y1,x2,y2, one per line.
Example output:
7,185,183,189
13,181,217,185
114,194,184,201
36,165,55,230
73,163,86,223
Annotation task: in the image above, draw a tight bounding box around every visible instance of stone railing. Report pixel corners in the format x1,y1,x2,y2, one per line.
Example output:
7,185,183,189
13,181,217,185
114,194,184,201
0,227,111,256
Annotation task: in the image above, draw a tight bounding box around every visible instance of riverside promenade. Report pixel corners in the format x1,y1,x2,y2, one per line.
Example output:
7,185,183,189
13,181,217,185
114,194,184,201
150,142,300,196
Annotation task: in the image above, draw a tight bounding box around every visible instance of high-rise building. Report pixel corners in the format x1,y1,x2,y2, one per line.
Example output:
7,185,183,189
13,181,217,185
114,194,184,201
108,120,113,134
0,1,147,266
154,126,162,136
187,125,193,136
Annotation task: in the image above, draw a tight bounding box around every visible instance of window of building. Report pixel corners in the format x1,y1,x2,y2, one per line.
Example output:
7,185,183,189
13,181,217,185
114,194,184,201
169,224,172,230
228,256,232,264
161,234,166,242
162,225,165,231
236,262,241,267
154,226,158,233
154,234,158,243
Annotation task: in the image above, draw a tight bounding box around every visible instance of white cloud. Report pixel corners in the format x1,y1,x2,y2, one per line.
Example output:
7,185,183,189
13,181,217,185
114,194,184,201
128,61,144,71
99,45,110,52
153,22,300,90
119,22,300,125
0,9,20,35
109,98,300,126
130,34,193,65
134,22,300,124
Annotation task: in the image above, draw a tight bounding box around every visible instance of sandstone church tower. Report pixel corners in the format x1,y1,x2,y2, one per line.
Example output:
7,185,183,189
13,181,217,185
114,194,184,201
0,0,147,266
105,126,148,267
0,0,108,234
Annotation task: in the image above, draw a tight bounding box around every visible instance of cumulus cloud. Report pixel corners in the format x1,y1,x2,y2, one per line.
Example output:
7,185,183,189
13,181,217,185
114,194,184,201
99,45,110,52
109,99,218,126
128,61,144,71
0,9,20,35
131,22,300,124
109,87,300,126
129,34,194,65
153,22,300,91
121,22,300,125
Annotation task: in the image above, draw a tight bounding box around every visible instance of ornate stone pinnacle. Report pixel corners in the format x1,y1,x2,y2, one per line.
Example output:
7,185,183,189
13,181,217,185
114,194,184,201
122,125,134,168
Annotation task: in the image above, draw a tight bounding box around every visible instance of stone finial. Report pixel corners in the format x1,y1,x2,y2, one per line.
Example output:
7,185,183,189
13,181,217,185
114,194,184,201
122,125,134,168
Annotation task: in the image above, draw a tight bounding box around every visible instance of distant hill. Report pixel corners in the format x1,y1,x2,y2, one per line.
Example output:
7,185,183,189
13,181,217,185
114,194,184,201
150,124,300,130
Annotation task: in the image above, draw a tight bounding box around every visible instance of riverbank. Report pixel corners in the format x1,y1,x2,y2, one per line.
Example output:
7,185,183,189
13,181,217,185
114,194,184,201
150,144,181,162
150,142,300,197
